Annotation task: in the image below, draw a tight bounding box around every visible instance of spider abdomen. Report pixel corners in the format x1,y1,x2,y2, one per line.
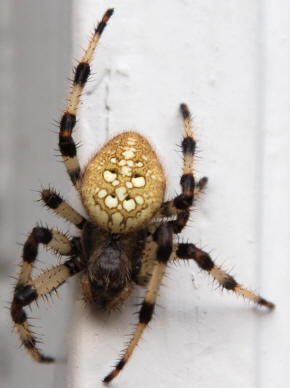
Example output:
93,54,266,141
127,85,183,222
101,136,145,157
81,131,166,233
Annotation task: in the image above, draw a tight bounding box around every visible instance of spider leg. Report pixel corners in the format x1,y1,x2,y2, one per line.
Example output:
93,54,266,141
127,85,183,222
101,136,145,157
41,187,86,229
157,176,208,219
133,222,169,286
172,243,275,309
103,224,174,383
155,104,205,233
59,9,114,188
10,227,82,362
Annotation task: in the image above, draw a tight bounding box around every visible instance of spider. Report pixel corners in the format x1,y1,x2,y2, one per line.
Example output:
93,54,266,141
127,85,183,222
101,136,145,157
10,8,275,383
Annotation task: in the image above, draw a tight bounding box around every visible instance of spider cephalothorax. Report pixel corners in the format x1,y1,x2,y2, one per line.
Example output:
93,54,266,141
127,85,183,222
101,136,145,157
11,8,274,383
79,222,146,308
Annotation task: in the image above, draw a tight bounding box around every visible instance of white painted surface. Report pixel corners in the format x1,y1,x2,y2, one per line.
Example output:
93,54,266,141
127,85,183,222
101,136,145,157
67,1,290,387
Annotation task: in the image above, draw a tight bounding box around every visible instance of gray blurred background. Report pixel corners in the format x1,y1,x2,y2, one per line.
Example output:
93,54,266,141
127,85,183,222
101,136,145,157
0,1,73,387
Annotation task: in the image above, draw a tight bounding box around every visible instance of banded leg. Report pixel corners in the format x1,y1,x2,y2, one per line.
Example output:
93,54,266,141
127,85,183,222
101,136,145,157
10,256,84,363
41,187,87,229
103,224,174,383
156,176,208,218
155,104,200,234
173,243,275,309
134,232,157,286
59,9,114,187
10,226,81,362
176,103,196,206
15,226,78,286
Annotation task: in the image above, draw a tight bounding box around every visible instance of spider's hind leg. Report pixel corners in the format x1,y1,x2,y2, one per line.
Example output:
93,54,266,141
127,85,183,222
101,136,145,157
172,243,275,309
103,224,174,383
10,226,82,362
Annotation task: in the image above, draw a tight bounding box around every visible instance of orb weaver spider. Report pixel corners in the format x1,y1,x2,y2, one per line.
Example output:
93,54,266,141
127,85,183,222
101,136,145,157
10,8,274,383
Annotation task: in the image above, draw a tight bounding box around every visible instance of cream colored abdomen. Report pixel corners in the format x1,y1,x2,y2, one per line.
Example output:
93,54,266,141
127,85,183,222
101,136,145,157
81,132,165,233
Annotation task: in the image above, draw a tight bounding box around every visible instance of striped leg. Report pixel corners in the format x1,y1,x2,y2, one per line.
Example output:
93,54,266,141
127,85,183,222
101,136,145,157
155,104,201,233
174,103,196,210
59,9,114,187
41,187,86,229
172,243,275,309
10,227,81,362
103,224,174,383
156,176,208,218
134,234,156,286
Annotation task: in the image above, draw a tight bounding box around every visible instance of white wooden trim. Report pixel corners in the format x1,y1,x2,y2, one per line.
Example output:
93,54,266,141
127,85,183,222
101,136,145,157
67,1,290,387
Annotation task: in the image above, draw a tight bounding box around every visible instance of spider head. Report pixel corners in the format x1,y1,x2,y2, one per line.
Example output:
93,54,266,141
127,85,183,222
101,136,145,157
81,132,166,233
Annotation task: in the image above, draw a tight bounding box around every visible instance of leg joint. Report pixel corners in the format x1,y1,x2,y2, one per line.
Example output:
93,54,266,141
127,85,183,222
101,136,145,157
70,237,81,255
14,284,38,306
194,250,214,271
10,304,26,324
180,174,195,194
32,227,52,244
182,137,196,155
68,167,81,185
176,243,196,258
173,193,193,209
41,189,62,209
59,136,77,158
60,113,76,133
74,62,90,86
153,224,173,263
139,301,154,324
222,274,238,290
23,227,52,263
64,256,84,275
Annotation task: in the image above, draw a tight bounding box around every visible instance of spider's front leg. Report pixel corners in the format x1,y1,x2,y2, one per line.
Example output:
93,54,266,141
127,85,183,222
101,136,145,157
10,226,83,362
103,223,174,383
58,9,113,188
171,243,275,309
155,104,208,233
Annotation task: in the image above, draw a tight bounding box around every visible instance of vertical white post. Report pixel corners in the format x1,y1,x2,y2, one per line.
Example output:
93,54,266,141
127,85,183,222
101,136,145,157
67,1,288,387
